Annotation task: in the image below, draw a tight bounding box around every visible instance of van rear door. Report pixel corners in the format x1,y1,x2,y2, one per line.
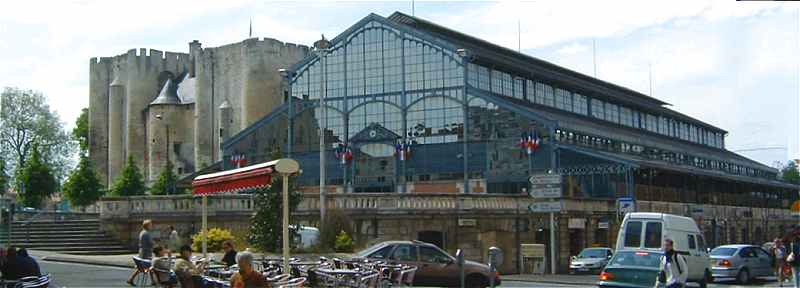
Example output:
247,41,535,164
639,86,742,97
620,220,663,250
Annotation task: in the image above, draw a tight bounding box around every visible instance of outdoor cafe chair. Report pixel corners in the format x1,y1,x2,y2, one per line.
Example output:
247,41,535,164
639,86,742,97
147,267,177,288
131,257,152,287
399,266,417,287
274,277,306,288
14,274,50,288
265,273,291,283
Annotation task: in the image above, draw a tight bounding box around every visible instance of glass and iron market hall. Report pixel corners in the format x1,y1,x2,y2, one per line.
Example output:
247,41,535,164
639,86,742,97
222,12,798,237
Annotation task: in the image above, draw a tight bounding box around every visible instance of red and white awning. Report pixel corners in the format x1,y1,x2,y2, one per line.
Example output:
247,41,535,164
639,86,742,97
192,160,277,195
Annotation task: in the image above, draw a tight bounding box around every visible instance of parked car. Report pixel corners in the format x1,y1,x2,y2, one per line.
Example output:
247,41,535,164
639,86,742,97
355,240,500,287
710,244,774,284
615,212,712,287
570,247,613,274
598,250,662,288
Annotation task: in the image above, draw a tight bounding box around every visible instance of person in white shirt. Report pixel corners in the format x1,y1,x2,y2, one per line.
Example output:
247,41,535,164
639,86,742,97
656,238,688,288
168,225,181,251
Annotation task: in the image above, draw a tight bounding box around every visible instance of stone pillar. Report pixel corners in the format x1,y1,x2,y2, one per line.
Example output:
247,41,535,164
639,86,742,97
89,57,112,186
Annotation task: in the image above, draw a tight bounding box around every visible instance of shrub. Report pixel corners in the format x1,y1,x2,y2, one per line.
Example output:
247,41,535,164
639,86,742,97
191,227,235,252
320,209,353,250
334,230,354,252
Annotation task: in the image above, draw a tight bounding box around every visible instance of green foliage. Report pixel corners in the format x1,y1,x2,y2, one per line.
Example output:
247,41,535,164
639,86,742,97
110,155,146,196
63,154,104,208
0,160,7,195
191,227,235,252
0,87,75,184
783,161,800,184
320,209,353,251
334,230,354,252
149,161,183,195
17,144,57,208
248,147,302,252
72,108,89,155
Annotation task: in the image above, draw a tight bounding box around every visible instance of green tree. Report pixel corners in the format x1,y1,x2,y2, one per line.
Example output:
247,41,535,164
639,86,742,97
150,161,182,195
110,155,146,196
72,107,89,155
0,87,75,184
782,161,800,184
17,144,57,208
248,147,302,252
0,160,8,195
63,154,104,209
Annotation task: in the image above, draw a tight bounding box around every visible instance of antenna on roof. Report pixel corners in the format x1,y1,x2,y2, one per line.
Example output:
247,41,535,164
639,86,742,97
249,18,253,38
649,63,653,97
518,19,521,53
592,39,597,78
412,0,415,16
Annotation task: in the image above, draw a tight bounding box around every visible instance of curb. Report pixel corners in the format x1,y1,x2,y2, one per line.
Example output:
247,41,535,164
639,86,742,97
502,276,598,286
41,256,133,269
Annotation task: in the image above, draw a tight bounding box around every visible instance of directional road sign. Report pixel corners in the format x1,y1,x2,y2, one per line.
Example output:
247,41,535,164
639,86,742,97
529,174,562,185
528,201,562,213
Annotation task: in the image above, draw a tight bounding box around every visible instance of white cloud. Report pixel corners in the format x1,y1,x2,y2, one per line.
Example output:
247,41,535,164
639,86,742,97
556,42,588,55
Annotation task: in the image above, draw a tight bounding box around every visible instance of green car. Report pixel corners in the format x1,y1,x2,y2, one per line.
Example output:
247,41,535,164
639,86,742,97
598,250,662,288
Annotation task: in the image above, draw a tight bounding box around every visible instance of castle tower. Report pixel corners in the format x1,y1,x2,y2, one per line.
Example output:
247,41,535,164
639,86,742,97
88,57,112,186
147,77,182,183
108,67,126,184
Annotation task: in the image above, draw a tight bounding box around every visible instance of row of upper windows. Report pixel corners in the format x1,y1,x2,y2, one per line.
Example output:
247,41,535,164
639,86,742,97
468,63,725,150
553,128,775,180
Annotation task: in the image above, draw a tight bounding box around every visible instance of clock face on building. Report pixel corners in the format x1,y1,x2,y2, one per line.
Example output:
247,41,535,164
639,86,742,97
369,130,377,138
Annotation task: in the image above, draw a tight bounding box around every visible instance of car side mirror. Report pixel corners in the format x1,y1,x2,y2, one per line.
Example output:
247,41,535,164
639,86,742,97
607,255,613,260
571,256,577,261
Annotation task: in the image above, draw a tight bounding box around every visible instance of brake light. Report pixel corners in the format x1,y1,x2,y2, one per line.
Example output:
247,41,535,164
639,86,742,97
635,252,649,256
600,271,613,281
718,259,732,267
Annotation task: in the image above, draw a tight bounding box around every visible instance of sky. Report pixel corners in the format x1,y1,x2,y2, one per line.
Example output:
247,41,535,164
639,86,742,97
0,0,798,168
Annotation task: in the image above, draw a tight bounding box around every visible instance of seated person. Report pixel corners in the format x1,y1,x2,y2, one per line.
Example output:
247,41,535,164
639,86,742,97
230,251,268,288
150,246,176,285
173,245,207,287
3,247,41,280
221,240,237,267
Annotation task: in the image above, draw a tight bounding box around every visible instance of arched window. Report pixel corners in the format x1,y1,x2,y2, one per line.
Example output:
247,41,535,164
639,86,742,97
406,96,463,144
348,101,402,139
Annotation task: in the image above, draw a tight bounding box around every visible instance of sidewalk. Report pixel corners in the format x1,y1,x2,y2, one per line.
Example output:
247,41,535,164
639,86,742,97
503,274,598,285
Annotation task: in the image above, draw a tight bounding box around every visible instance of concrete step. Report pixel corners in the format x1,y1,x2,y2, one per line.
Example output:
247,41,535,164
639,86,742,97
58,249,136,256
11,224,101,230
9,219,133,255
0,238,120,244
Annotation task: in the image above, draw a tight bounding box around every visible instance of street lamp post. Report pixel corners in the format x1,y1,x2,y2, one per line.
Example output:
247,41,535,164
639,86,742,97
456,48,470,194
275,158,300,275
314,36,331,225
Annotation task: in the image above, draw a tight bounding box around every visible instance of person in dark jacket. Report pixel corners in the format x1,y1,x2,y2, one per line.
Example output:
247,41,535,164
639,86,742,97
790,228,800,288
221,240,237,267
2,247,41,281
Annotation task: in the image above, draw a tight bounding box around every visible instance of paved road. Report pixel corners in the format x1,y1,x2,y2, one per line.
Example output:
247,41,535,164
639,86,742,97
34,258,789,288
38,258,133,287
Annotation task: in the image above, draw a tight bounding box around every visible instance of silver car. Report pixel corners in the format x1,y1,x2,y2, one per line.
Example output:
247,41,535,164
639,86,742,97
710,244,774,284
570,247,613,274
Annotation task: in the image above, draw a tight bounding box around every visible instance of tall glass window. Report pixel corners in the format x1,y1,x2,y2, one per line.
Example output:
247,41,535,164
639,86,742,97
348,101,402,139
478,65,490,91
346,33,365,96
404,40,424,91
407,96,464,144
513,77,524,100
364,28,384,95
605,103,619,124
658,116,669,135
555,88,572,112
573,94,588,115
526,80,536,104
536,82,554,107
591,98,604,119
619,106,633,127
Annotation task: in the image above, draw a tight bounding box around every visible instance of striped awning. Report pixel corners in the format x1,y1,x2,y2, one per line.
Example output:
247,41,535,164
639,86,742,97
192,161,276,195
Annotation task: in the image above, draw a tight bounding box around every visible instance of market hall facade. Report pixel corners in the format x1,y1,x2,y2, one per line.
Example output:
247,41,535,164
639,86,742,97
221,12,799,260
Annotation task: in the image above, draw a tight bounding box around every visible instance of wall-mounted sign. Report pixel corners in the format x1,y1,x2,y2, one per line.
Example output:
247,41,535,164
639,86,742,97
598,220,610,229
521,244,545,258
568,218,586,229
617,197,635,214
458,219,477,227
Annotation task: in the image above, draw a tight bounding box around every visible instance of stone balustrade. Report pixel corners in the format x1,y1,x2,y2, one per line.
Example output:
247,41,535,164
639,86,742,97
99,193,535,219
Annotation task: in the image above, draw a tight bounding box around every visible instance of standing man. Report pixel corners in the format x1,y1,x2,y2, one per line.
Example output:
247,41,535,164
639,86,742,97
127,219,155,286
656,238,688,288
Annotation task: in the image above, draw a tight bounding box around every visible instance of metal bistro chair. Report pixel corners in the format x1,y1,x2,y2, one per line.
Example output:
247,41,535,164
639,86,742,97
147,267,177,288
15,274,51,288
131,257,152,287
274,277,306,288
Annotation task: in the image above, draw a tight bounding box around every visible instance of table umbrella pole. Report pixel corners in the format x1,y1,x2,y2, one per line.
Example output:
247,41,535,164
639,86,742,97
282,174,290,274
202,194,208,259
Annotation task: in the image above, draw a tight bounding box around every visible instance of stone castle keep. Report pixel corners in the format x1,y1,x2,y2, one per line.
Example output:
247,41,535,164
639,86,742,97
89,38,309,186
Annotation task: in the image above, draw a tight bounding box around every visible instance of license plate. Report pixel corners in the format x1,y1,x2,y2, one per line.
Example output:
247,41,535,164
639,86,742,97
579,268,589,271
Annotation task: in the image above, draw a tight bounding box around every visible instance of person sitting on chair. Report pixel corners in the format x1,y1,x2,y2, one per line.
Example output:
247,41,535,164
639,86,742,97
221,240,238,267
230,251,268,288
151,246,176,286
3,247,41,281
173,245,206,288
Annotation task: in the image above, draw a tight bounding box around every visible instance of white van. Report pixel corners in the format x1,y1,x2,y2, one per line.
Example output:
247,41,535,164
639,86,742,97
615,212,712,286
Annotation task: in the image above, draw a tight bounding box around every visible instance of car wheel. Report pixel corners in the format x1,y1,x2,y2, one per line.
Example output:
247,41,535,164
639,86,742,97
465,274,489,288
737,268,750,284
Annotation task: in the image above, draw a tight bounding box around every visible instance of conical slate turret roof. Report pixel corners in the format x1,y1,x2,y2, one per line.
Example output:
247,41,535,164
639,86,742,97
150,78,181,105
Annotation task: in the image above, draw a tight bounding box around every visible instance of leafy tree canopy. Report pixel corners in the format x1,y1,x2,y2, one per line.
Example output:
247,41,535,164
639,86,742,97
0,87,75,184
73,107,89,155
782,160,800,184
150,161,183,195
0,160,8,195
248,147,302,252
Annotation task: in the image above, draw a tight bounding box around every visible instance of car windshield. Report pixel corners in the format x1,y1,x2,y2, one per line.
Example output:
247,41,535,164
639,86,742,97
356,243,389,258
578,249,608,258
608,251,662,268
710,247,738,256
